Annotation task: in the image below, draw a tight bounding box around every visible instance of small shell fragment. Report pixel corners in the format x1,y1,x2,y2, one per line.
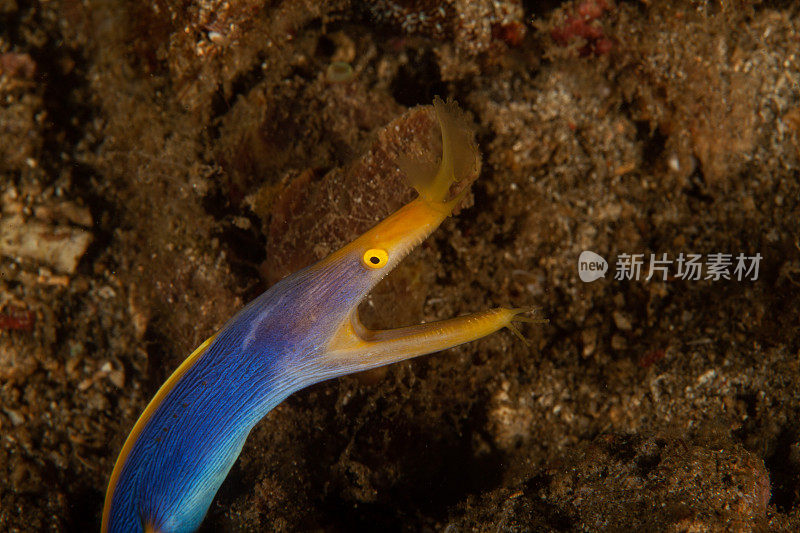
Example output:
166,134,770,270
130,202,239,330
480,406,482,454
0,214,93,274
326,61,354,83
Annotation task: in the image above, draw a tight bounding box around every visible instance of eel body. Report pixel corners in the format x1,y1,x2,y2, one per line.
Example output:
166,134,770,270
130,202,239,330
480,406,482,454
102,99,532,533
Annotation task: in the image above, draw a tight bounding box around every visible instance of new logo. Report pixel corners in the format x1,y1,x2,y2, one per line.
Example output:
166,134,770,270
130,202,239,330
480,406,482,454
578,251,608,282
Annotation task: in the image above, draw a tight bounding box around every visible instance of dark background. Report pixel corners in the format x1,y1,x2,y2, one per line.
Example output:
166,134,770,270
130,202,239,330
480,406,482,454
1,1,798,530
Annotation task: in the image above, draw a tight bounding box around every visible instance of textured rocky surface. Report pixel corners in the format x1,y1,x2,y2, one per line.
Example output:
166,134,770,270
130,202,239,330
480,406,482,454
1,1,798,531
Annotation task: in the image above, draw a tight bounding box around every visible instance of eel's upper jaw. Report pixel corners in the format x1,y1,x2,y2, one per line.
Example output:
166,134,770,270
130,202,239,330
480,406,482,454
319,96,481,298
318,97,484,372
341,97,482,271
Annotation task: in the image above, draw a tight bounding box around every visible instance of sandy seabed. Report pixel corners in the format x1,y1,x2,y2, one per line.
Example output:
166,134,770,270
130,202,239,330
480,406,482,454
1,1,799,531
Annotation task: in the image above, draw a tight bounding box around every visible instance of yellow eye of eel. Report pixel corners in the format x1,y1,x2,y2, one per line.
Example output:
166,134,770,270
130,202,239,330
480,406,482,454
102,97,547,533
363,248,389,269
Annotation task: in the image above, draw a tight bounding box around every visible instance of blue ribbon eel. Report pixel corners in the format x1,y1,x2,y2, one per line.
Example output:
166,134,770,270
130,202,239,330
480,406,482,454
102,98,537,533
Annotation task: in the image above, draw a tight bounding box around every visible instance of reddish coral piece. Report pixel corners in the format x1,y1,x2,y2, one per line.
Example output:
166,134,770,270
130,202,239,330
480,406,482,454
492,21,526,47
593,37,613,56
577,0,608,19
0,307,35,331
550,0,612,57
0,52,36,80
638,348,666,368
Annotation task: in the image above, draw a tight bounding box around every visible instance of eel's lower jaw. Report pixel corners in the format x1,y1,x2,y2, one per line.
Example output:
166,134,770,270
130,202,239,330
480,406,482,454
322,306,533,374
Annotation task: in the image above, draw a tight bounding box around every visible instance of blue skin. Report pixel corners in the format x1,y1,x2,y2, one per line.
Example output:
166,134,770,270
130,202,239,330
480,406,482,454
107,254,371,533
103,98,516,533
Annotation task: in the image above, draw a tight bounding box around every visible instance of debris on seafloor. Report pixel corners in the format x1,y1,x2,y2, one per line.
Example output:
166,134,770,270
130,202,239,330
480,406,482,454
447,434,771,530
0,306,35,331
261,103,449,284
2,0,800,530
549,0,613,56
325,61,355,83
0,206,93,275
